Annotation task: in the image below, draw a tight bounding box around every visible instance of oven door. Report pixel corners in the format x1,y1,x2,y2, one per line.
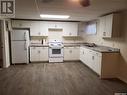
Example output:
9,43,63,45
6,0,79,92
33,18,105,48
49,47,63,57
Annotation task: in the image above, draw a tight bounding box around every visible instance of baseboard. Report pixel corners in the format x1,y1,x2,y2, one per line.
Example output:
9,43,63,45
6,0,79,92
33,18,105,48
30,61,49,63
64,60,80,62
118,76,127,84
4,64,10,68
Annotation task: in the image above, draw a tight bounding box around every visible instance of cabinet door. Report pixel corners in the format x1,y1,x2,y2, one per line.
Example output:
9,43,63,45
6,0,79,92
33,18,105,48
12,20,31,28
82,48,89,64
94,52,102,75
39,47,49,61
30,21,41,36
64,47,79,61
87,50,93,69
30,47,40,62
63,22,78,36
91,51,102,75
80,47,84,62
105,14,113,38
72,47,80,60
80,47,89,64
64,47,72,60
100,14,114,38
47,22,63,29
99,17,106,37
40,22,48,36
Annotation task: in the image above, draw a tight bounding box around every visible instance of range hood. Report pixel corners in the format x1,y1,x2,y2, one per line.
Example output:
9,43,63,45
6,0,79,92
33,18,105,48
48,28,63,32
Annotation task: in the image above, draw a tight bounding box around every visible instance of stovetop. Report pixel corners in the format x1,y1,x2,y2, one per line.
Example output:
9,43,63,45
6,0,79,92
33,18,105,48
49,40,63,48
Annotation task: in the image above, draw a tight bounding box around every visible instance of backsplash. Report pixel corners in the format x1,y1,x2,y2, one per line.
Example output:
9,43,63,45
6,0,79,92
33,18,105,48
30,30,84,44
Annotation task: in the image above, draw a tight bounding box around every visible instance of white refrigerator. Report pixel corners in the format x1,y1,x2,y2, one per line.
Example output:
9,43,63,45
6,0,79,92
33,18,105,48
11,29,29,64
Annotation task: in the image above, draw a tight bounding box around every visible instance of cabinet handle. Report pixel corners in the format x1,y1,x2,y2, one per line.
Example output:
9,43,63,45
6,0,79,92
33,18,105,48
69,33,72,36
83,51,84,54
92,56,94,60
38,32,41,35
19,23,22,27
38,50,40,53
55,25,57,28
24,32,26,40
69,50,72,53
103,32,106,36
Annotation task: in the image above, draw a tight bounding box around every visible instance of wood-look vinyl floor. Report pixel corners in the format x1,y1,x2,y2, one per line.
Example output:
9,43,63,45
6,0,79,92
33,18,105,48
0,62,127,95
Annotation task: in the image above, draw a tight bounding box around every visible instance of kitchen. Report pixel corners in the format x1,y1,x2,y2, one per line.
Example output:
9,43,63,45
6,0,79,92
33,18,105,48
0,0,127,95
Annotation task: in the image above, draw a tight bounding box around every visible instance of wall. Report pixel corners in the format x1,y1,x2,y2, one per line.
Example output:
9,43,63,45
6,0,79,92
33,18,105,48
80,11,127,83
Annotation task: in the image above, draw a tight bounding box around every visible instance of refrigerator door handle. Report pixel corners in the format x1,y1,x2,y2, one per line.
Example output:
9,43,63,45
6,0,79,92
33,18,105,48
24,41,27,50
24,32,26,41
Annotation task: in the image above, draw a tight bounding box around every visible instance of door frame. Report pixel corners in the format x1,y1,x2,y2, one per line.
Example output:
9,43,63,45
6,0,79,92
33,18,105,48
0,20,5,68
0,20,3,68
0,19,11,68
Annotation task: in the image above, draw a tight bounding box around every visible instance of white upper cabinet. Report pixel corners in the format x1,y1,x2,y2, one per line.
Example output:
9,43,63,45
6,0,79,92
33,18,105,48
30,21,48,36
99,13,121,38
30,21,40,36
12,20,48,36
12,20,31,28
46,22,63,29
63,22,79,36
39,22,48,36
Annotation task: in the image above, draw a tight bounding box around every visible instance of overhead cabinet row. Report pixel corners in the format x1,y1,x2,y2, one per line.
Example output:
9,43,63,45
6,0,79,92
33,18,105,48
12,20,79,37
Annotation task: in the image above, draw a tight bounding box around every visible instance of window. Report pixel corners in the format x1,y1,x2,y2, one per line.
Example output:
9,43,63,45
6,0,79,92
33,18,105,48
85,21,97,35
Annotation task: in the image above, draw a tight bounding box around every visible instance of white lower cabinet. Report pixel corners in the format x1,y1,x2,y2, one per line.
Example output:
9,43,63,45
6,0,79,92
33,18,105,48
30,47,40,62
30,47,48,62
91,51,102,75
39,47,49,61
64,46,80,61
80,47,93,68
80,46,119,78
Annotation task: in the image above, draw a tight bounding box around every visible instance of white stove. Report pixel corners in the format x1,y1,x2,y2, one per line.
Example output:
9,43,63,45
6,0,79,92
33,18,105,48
49,40,64,63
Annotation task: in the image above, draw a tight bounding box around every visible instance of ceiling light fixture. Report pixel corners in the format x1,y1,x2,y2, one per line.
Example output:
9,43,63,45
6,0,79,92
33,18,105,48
40,14,70,19
71,0,90,7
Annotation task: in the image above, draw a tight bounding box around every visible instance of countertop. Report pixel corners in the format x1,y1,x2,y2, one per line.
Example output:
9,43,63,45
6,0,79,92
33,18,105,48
30,44,49,47
81,45,120,53
29,43,120,53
